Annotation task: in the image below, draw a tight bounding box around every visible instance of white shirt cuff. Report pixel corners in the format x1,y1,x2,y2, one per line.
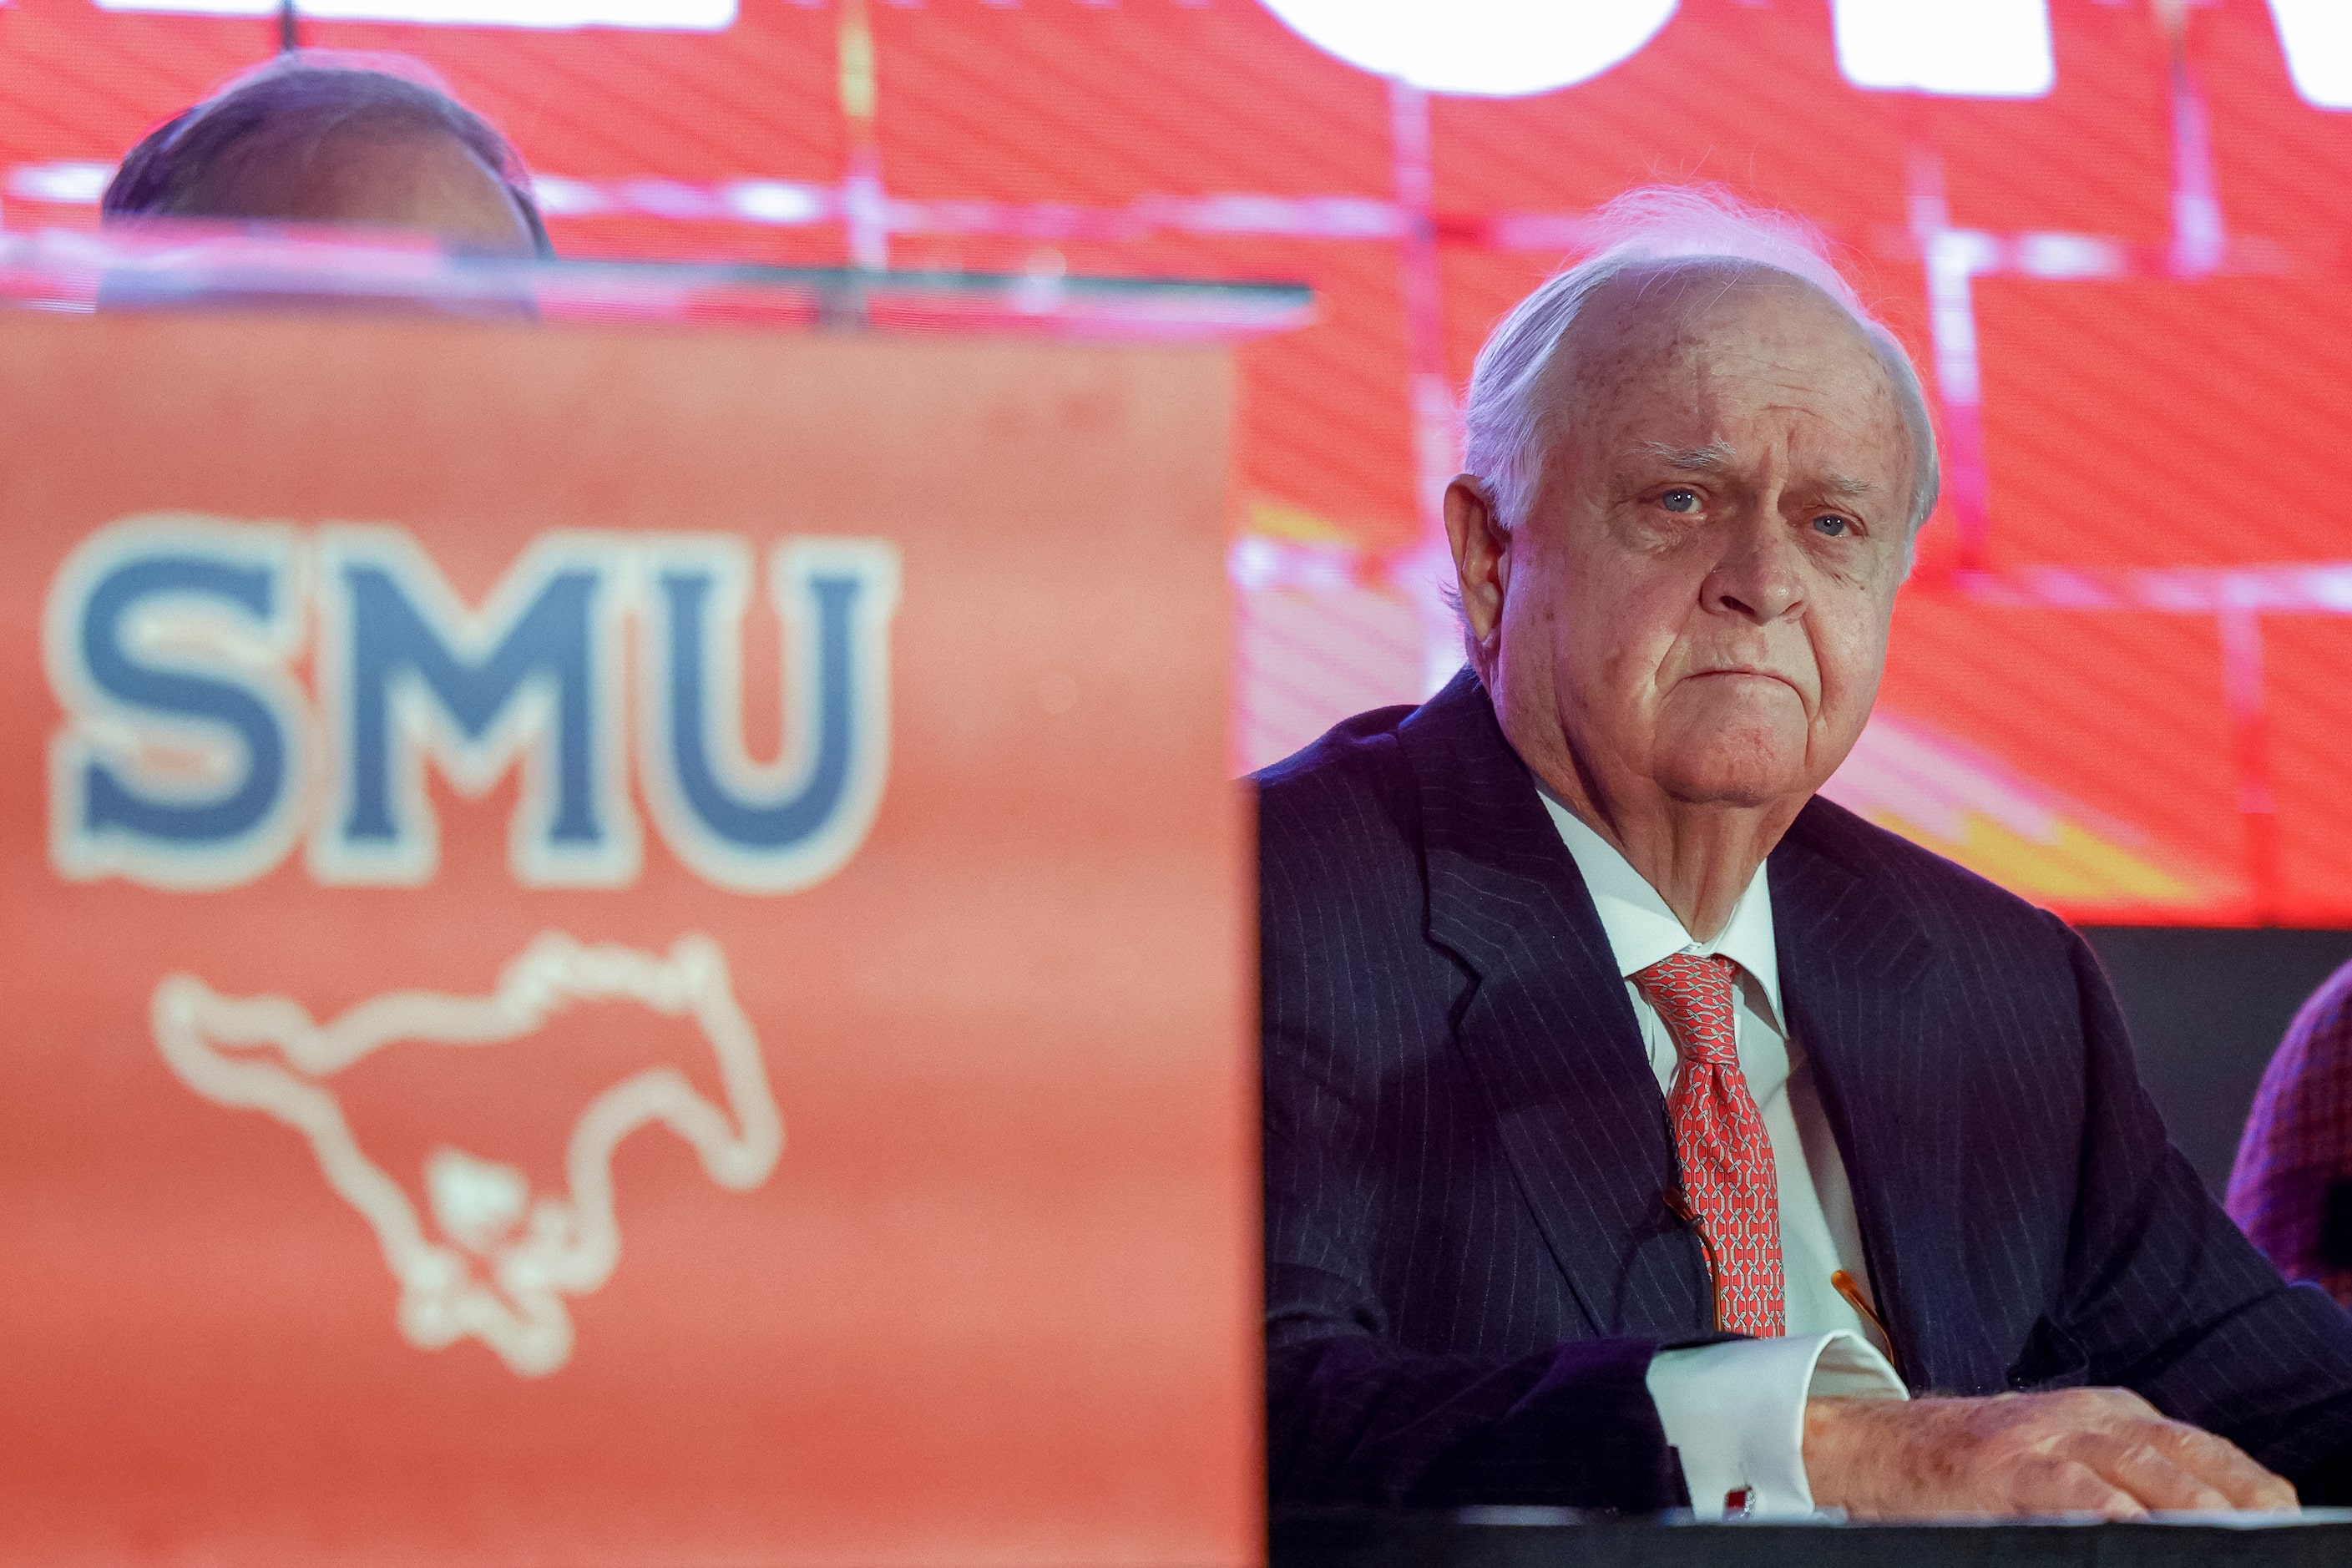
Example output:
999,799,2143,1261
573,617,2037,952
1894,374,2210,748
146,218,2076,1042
1645,1331,1908,1518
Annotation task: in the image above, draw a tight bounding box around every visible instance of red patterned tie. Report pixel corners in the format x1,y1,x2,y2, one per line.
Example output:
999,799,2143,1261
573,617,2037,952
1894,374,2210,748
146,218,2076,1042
1632,953,1786,1337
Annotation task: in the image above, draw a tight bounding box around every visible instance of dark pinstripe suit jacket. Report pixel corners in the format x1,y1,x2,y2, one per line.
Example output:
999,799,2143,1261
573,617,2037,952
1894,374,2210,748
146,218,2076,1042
1259,668,2352,1511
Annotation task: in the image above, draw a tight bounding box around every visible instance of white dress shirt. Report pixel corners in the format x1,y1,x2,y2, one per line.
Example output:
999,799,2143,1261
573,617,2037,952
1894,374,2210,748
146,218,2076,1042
1538,790,1908,1517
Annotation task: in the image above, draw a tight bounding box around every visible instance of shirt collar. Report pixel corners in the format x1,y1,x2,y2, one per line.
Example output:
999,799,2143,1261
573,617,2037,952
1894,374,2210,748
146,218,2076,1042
1535,784,1784,1030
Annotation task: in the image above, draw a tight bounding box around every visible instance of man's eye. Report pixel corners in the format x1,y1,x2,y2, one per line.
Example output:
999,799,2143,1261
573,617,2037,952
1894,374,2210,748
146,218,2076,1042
1659,488,1700,513
1812,514,1852,537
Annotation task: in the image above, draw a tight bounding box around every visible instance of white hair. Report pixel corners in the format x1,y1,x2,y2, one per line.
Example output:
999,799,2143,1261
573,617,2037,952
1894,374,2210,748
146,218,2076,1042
1460,186,1940,539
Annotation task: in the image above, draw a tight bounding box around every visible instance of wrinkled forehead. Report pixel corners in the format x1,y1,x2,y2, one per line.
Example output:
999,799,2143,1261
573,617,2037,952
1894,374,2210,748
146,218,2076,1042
1550,260,1903,447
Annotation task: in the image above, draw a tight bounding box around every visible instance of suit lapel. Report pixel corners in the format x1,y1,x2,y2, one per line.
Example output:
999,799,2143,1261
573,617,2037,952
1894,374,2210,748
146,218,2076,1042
1771,802,1984,1389
1399,670,1713,1338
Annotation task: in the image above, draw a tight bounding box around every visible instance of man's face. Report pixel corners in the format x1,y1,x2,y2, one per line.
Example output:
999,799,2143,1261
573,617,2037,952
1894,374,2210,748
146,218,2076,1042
1484,267,1915,814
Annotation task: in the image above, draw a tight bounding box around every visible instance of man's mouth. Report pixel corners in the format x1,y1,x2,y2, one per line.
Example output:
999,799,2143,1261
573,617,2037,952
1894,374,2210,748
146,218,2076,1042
1692,665,1797,687
1686,665,1808,701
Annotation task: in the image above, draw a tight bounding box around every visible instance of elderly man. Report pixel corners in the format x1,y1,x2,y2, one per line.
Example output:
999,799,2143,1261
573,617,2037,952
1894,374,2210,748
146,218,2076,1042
1258,190,2352,1518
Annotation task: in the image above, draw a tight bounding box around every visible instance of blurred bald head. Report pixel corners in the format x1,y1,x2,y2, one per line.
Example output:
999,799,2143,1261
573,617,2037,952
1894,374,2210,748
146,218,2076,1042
104,58,548,258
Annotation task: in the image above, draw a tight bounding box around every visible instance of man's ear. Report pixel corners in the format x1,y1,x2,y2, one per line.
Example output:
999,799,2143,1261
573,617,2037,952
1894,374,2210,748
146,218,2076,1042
1444,475,1510,664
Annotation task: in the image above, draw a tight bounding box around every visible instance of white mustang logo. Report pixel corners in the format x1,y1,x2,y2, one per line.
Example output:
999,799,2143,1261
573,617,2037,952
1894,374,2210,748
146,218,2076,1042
150,931,782,1376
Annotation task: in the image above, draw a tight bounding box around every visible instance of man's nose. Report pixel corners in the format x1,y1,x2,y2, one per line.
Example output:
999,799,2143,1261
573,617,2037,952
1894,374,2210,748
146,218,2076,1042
1702,509,1807,625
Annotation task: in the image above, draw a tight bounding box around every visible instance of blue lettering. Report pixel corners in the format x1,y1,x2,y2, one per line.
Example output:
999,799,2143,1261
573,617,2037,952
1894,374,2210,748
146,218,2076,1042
82,557,287,843
44,517,307,890
343,566,599,845
639,539,898,893
46,519,893,895
311,529,638,888
660,570,860,849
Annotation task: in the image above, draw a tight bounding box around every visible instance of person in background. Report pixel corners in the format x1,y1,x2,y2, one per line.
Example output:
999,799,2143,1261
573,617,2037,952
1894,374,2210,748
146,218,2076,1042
1258,185,2352,1520
2229,962,2352,1305
101,53,549,260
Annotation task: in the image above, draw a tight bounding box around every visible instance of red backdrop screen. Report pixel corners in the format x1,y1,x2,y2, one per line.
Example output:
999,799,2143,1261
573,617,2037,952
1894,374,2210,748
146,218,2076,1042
1,3,2345,910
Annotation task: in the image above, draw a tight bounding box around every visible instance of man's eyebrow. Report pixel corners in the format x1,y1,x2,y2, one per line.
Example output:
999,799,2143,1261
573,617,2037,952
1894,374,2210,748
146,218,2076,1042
1634,443,1882,503
1639,439,1738,470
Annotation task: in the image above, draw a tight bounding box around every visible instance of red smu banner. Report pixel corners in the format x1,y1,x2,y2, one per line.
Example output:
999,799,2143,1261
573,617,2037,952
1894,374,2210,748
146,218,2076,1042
0,311,1255,1565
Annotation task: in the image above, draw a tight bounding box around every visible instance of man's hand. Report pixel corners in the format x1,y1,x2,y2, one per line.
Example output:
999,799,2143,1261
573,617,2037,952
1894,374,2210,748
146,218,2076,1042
1803,1388,2300,1520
